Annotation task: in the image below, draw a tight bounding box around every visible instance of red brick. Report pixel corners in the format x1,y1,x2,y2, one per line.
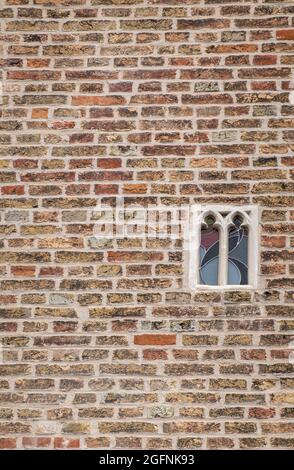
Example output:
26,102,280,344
2,185,25,195
277,30,294,40
134,335,176,346
97,158,121,169
11,266,36,277
0,438,16,449
54,438,80,449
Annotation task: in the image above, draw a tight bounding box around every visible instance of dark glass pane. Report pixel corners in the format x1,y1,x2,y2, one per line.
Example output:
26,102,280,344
199,218,219,285
228,217,248,285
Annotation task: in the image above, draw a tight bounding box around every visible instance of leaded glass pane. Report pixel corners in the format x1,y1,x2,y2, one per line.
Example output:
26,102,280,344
228,216,248,285
199,217,219,285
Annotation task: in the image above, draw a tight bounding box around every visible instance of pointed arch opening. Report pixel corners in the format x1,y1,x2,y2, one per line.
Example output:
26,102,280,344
227,214,249,285
199,214,220,286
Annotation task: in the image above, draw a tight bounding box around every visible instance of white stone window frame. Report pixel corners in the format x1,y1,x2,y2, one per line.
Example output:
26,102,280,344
184,204,259,290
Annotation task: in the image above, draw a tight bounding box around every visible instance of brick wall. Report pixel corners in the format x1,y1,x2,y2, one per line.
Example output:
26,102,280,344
0,0,294,450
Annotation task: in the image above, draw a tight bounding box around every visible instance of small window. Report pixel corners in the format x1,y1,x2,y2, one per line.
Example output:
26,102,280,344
184,205,259,290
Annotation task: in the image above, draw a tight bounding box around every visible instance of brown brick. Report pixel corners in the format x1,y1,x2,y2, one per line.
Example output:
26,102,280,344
1,0,293,451
134,335,176,346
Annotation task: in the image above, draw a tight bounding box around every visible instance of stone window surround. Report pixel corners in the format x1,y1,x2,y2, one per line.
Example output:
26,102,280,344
184,204,260,291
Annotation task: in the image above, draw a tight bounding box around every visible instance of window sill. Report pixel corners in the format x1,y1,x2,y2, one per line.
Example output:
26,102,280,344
193,284,257,291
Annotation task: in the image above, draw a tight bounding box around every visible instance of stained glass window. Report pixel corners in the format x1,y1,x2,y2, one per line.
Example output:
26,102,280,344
199,216,219,285
227,215,248,285
186,205,257,289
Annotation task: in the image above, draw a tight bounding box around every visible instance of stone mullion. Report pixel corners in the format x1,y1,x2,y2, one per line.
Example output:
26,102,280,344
218,222,228,287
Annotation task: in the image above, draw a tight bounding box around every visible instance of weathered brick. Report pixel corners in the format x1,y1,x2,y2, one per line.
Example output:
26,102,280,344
1,0,293,451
